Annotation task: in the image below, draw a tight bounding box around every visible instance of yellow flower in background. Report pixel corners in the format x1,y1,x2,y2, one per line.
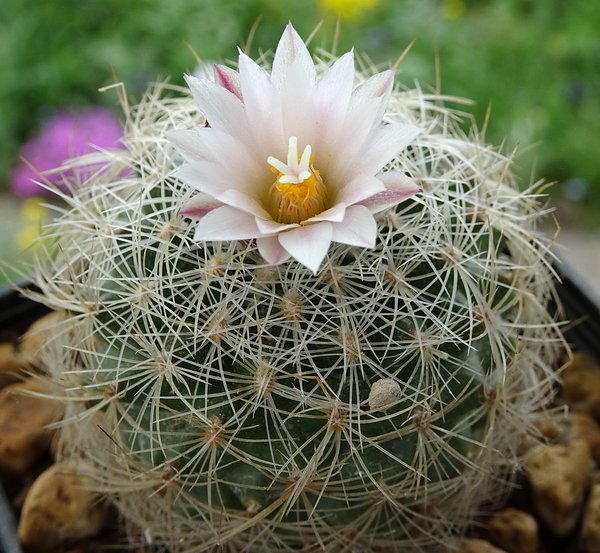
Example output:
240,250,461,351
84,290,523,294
15,197,47,252
319,0,380,20
441,0,466,20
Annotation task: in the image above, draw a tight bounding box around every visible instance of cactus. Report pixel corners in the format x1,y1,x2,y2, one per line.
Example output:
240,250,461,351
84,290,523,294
29,25,563,553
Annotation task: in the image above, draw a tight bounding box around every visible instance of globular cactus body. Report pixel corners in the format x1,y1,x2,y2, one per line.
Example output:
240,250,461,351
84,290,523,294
31,29,562,553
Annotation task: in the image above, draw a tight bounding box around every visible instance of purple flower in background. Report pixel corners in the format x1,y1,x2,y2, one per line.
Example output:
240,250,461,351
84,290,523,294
9,107,125,198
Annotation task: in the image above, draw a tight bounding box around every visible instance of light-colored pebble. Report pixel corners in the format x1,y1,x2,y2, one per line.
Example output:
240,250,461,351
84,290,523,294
0,378,64,474
557,351,600,418
581,481,600,553
525,439,594,536
486,508,538,553
368,378,401,411
18,460,106,551
19,311,60,369
562,411,600,465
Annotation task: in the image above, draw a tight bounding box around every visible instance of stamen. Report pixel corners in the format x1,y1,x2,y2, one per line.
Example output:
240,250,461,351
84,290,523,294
268,137,328,225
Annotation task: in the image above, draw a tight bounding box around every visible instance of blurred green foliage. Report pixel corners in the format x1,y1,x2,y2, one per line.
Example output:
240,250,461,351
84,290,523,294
1,0,599,222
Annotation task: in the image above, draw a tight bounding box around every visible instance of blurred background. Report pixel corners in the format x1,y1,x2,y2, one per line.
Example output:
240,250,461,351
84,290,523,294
1,0,599,291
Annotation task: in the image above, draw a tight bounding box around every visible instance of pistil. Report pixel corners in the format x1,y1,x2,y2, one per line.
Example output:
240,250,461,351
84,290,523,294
268,137,328,225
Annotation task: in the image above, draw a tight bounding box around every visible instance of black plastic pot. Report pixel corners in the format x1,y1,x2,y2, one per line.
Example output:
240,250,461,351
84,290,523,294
0,283,50,338
0,485,21,553
551,257,600,366
0,265,598,553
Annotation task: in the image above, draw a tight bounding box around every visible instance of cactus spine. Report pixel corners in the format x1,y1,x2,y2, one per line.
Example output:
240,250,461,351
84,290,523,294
30,43,562,553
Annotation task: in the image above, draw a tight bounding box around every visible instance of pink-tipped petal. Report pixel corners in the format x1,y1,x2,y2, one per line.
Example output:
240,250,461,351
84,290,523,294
360,172,420,213
278,222,333,273
185,74,251,142
214,64,243,100
350,69,394,111
193,206,262,241
331,205,377,248
344,70,395,140
271,23,317,91
180,194,222,219
256,235,291,266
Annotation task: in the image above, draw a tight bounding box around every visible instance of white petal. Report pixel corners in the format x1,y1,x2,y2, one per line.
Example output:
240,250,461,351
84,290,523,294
238,52,285,160
180,194,222,219
216,189,271,219
313,51,355,153
360,172,420,213
167,129,214,163
331,205,377,248
214,64,242,100
349,123,421,176
271,23,316,91
281,60,317,149
256,236,291,266
278,223,333,274
326,71,395,175
167,128,263,187
193,206,263,241
185,75,251,143
255,217,298,234
325,97,381,181
173,162,232,198
307,202,347,223
313,65,393,182
335,174,385,206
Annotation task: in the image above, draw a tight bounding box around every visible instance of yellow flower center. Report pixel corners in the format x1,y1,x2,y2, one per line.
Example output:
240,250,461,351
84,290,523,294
268,137,328,225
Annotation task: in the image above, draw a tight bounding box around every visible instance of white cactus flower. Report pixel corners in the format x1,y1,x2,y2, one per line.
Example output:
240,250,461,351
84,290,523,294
168,23,421,273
